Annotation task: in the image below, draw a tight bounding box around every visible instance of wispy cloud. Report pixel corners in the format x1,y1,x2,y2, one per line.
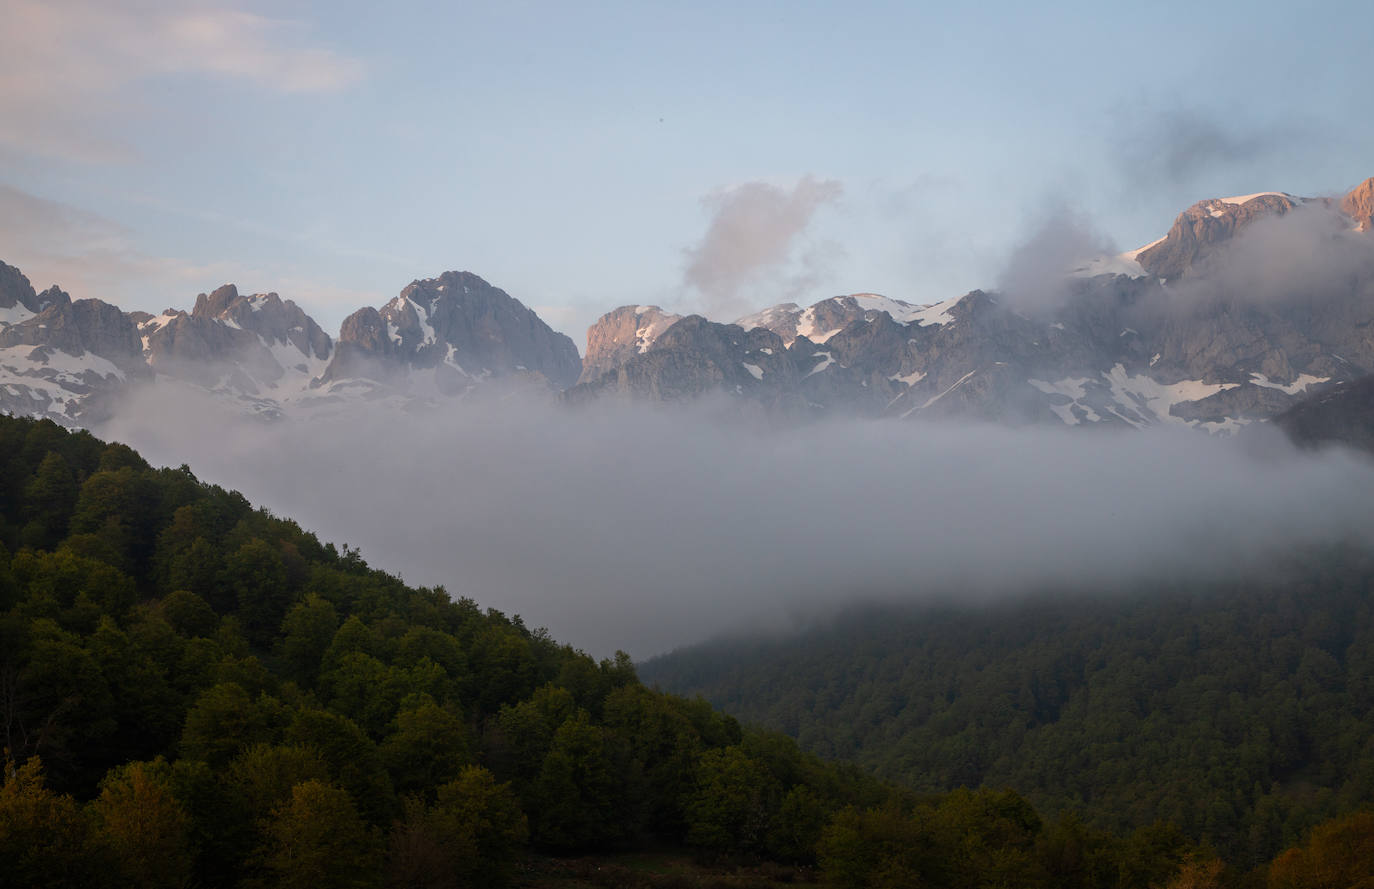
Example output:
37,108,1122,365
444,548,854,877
996,203,1116,313
0,184,376,321
0,0,364,161
683,176,843,319
0,184,224,297
1107,105,1306,190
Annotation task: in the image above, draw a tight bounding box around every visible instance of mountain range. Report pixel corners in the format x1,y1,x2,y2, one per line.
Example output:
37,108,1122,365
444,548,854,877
5,177,1374,432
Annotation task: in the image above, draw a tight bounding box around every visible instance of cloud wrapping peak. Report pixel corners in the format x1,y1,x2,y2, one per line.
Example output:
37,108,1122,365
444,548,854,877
996,205,1115,313
683,176,843,319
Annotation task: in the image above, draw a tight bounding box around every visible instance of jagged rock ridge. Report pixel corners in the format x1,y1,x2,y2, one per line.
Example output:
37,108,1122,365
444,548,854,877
321,271,580,394
5,177,1374,432
570,179,1374,430
0,265,581,424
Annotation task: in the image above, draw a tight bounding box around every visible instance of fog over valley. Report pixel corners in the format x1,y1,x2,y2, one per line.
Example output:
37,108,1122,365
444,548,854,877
95,385,1374,657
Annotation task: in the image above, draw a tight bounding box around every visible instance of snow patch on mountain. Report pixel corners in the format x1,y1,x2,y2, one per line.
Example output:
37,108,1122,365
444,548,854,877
1249,372,1329,395
635,307,681,353
1104,365,1238,427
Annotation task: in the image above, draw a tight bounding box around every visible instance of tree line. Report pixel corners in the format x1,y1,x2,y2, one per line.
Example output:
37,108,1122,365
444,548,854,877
641,548,1374,873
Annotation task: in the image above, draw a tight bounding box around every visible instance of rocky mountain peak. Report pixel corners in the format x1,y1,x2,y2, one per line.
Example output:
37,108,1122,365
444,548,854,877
1341,177,1374,232
0,293,143,370
0,261,38,314
322,270,581,392
192,284,241,318
580,305,683,384
190,284,331,361
1135,192,1301,281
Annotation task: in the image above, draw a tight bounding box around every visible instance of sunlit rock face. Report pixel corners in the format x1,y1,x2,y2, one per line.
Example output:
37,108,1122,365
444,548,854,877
579,305,683,385
1341,177,1374,233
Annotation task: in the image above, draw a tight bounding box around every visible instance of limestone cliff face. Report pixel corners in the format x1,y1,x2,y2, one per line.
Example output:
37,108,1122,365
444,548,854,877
1136,193,1302,280
138,284,334,397
0,269,147,423
320,271,581,393
1342,177,1374,232
0,261,39,313
193,284,333,362
579,305,682,384
0,288,145,372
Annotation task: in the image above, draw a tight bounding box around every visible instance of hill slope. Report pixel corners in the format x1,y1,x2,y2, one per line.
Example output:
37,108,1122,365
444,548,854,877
641,561,1374,868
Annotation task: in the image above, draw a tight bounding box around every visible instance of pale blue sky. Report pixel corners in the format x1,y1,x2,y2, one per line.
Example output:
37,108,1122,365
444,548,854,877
3,0,1372,346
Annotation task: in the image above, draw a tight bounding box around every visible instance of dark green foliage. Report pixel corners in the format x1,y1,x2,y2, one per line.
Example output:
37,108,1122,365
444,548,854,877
22,451,77,550
379,697,474,798
685,745,781,854
387,766,528,888
89,758,193,889
260,779,383,889
159,588,219,637
0,757,107,888
644,563,1374,867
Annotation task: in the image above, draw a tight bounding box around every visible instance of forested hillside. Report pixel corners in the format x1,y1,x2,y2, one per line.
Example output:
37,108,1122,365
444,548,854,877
0,413,1366,888
641,564,1374,870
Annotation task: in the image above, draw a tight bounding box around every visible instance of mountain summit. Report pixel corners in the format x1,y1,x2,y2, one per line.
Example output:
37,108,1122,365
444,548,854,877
0,265,581,424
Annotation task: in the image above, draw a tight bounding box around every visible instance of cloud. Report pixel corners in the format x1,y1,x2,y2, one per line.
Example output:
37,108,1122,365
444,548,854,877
0,0,364,161
0,184,226,297
682,176,843,319
1108,105,1303,189
0,184,381,326
995,204,1115,313
1169,201,1374,308
93,384,1374,659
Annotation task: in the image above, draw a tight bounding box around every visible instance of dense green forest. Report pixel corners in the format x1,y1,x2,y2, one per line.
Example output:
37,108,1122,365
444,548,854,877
0,413,1367,888
641,560,1374,871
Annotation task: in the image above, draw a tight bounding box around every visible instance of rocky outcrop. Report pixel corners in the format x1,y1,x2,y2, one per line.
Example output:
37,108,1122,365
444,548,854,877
569,315,821,413
1342,177,1374,232
319,271,581,393
0,290,145,372
142,310,269,388
0,276,147,423
1135,193,1302,280
0,261,39,314
579,305,683,384
193,284,332,362
317,307,401,387
1273,375,1374,452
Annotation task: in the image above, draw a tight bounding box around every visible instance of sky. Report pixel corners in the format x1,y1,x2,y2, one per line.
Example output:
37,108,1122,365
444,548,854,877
4,0,1374,348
